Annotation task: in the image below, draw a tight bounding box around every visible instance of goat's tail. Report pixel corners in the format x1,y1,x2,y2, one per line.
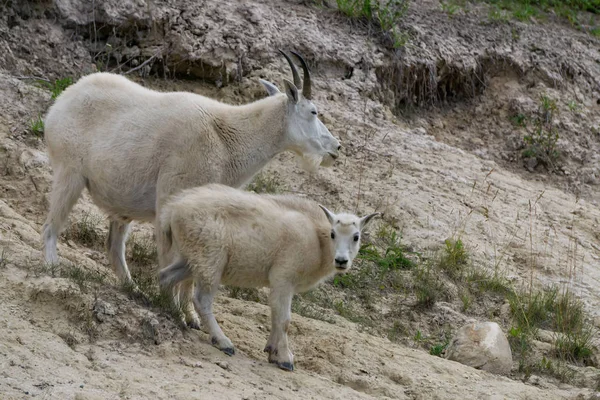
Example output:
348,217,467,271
158,259,192,289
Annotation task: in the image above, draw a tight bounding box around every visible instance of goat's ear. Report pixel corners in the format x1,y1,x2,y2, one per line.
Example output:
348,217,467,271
259,79,280,96
318,204,336,224
283,78,299,104
359,212,381,230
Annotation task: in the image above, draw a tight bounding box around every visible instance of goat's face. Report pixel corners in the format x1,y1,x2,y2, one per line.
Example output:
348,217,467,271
319,205,381,272
285,90,340,171
260,66,340,173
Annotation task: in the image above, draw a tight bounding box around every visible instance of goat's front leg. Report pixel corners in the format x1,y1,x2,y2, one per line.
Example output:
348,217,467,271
265,286,294,371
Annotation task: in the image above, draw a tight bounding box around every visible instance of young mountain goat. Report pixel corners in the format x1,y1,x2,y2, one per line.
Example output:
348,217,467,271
41,51,340,328
158,184,380,371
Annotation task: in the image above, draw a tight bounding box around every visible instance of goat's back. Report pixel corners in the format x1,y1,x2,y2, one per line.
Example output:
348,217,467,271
162,184,332,288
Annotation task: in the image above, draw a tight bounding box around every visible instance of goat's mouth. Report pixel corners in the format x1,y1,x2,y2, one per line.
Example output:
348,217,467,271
320,152,338,167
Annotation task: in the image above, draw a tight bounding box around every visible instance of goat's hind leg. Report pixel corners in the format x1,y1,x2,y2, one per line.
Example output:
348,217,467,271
158,259,194,328
193,280,235,356
188,253,233,355
177,279,201,330
42,168,85,264
107,219,133,283
156,223,201,330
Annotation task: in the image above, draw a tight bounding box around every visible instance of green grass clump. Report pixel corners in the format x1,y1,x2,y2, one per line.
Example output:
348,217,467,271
509,286,595,365
127,234,157,266
335,0,410,48
522,94,560,169
246,173,286,194
414,264,447,308
62,212,105,249
438,238,469,280
430,338,450,356
29,115,44,137
38,77,73,100
358,225,415,272
482,0,599,27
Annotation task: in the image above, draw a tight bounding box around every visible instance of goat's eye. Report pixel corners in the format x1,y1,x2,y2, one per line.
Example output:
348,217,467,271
354,234,360,242
331,231,335,239
311,110,317,115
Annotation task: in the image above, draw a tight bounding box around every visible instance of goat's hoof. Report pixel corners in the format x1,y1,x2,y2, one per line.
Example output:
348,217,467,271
276,362,294,372
263,345,272,353
221,347,235,356
267,350,279,364
187,320,201,330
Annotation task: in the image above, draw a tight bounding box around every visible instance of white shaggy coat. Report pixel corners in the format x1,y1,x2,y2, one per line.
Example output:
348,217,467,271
40,56,340,328
158,184,380,371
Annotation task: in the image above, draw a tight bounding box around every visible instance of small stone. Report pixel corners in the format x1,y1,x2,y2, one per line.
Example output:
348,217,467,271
216,361,230,370
446,321,512,375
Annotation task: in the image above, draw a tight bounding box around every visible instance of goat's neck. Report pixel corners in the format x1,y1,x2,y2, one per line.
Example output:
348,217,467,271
218,95,288,187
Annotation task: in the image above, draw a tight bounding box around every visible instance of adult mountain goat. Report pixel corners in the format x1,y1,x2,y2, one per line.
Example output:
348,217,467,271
41,51,340,328
158,184,380,371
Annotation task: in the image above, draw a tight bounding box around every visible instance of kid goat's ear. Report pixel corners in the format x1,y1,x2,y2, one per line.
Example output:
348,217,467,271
359,212,381,230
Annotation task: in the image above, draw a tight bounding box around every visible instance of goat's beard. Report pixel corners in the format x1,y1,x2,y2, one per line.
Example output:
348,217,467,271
296,153,323,173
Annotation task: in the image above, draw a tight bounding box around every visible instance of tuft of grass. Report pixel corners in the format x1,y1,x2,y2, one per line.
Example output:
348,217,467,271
488,5,511,21
335,0,410,48
440,0,467,16
512,3,538,20
509,285,596,367
459,289,472,312
358,225,415,272
62,212,105,249
554,329,595,364
510,113,527,127
122,280,184,324
467,268,513,295
246,173,286,194
37,77,73,100
127,234,157,266
482,0,599,26
430,338,450,356
567,100,581,112
60,263,108,292
438,238,469,280
28,115,44,137
124,238,184,323
414,263,447,308
30,261,107,293
522,93,560,169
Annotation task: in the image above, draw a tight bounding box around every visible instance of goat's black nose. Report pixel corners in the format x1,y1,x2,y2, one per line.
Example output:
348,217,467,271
337,145,342,150
335,258,348,265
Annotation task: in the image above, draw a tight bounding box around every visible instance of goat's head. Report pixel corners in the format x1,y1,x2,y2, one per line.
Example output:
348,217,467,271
260,50,340,172
318,205,381,271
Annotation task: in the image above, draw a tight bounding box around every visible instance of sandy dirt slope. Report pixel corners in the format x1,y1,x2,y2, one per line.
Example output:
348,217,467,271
0,212,593,399
1,0,600,398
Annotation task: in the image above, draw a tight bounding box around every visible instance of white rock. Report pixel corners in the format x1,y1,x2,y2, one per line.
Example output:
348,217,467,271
445,321,512,375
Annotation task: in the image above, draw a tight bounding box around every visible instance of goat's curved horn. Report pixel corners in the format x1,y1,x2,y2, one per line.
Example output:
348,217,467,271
278,49,302,89
290,51,311,100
